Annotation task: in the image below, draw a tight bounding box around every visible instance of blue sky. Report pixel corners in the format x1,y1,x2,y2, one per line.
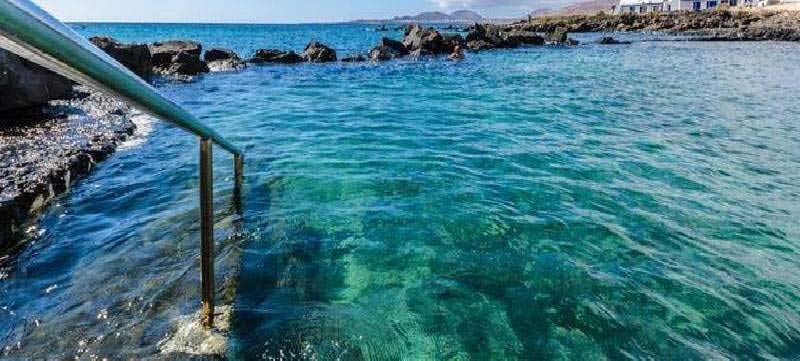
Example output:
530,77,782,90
34,0,568,23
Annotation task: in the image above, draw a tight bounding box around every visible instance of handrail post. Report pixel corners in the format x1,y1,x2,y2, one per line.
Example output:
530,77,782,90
199,138,215,328
234,153,244,213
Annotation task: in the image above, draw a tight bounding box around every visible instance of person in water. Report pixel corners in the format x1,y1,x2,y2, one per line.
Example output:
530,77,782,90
448,45,465,61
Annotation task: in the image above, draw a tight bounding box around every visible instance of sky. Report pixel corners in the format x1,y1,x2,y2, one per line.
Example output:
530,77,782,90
33,0,570,23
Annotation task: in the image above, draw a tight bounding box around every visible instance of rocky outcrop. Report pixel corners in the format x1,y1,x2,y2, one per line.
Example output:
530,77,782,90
598,36,631,45
0,49,73,113
503,30,545,46
369,37,410,61
545,28,579,45
465,23,547,50
402,25,451,54
204,48,247,72
515,10,800,42
301,41,337,63
249,49,303,64
0,87,135,252
149,40,209,76
89,36,152,77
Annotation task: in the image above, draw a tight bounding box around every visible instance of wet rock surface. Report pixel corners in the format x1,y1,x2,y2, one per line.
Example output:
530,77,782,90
599,36,631,45
89,36,152,77
301,41,338,63
0,49,73,113
204,48,247,72
403,24,451,55
0,86,135,253
249,49,303,64
464,23,548,50
149,40,209,76
545,28,580,45
369,37,410,61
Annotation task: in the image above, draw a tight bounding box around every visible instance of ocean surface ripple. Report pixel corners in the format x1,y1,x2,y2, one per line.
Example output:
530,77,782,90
1,24,799,360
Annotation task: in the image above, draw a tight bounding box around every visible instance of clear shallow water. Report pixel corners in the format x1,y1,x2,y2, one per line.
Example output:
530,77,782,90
2,23,800,360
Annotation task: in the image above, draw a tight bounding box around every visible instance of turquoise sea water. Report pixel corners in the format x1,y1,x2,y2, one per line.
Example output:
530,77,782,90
2,23,800,360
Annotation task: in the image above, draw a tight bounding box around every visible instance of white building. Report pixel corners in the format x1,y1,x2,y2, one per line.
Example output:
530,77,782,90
613,0,754,13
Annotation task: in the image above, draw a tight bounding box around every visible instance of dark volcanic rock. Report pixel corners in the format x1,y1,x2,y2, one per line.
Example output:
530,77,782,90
149,40,209,76
302,41,337,63
513,9,800,42
204,48,237,62
545,28,579,45
0,49,73,113
159,52,210,76
204,48,247,72
466,40,495,51
466,23,507,48
465,24,545,49
502,30,545,46
443,34,466,50
402,25,450,54
250,49,303,64
149,40,202,67
369,37,410,61
89,36,152,77
341,54,367,63
410,48,433,58
598,37,631,45
0,86,135,252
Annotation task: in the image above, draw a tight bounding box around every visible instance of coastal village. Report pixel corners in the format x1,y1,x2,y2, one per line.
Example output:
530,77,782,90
613,0,800,14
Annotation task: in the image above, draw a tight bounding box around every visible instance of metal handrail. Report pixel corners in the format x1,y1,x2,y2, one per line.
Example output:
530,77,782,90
0,0,241,155
0,0,243,328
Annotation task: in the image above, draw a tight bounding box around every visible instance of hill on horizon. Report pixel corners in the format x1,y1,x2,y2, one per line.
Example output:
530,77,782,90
533,0,617,16
393,10,484,22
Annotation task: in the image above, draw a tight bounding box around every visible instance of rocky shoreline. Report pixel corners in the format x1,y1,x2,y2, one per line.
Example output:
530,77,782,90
0,87,135,253
513,9,800,41
82,10,800,81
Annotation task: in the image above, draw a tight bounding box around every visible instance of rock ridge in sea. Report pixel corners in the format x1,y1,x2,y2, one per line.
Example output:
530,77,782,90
0,87,136,253
514,9,800,41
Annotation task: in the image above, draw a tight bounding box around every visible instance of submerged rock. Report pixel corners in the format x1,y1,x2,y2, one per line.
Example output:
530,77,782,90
369,37,409,61
204,48,247,72
0,49,73,113
249,49,303,64
89,36,152,77
158,305,232,357
301,41,337,63
598,37,631,45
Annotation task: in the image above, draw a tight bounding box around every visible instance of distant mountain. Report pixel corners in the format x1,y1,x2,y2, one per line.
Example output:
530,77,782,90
392,10,484,23
449,10,485,21
533,0,617,16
